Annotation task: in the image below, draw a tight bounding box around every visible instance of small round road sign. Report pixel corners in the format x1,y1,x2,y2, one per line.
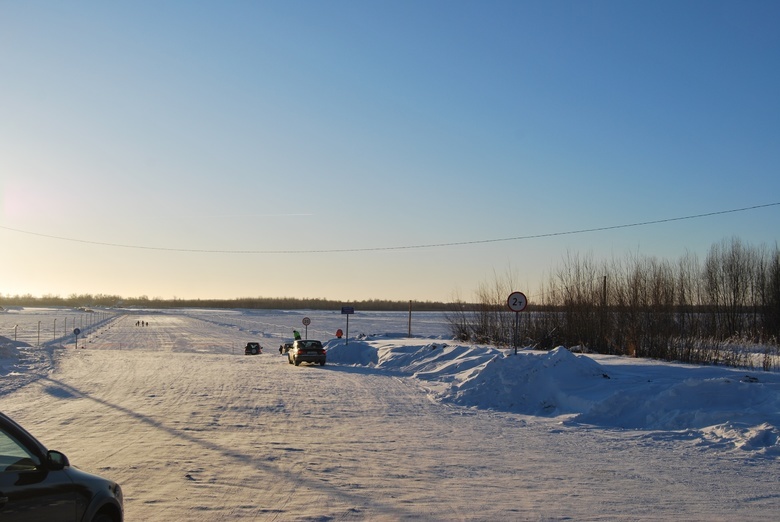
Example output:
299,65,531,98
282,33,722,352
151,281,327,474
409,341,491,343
507,291,528,312
302,317,311,326
73,328,81,335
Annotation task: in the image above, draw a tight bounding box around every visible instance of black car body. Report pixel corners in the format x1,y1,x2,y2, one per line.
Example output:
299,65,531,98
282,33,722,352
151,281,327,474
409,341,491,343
244,342,262,355
287,340,326,366
0,411,123,522
279,342,293,354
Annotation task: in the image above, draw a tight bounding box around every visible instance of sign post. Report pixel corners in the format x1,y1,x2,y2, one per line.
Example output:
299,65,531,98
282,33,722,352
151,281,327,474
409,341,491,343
73,328,81,349
506,291,528,355
302,317,311,339
341,307,354,345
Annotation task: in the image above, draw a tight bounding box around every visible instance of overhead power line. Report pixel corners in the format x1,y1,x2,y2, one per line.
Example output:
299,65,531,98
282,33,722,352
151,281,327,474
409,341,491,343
1,202,778,254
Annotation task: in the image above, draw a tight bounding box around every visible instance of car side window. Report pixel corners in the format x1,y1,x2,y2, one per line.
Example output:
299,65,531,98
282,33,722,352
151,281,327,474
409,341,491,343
0,429,40,472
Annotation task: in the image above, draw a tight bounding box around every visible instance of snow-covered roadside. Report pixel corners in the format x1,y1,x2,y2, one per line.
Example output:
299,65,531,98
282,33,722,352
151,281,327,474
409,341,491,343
327,336,780,457
4,307,780,457
0,337,58,395
1,308,779,519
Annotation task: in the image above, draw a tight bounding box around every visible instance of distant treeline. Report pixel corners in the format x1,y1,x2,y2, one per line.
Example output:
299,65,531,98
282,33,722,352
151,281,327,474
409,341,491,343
0,293,456,312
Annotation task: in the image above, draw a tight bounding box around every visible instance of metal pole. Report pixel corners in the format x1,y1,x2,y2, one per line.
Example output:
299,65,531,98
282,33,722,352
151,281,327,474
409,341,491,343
346,314,349,345
514,312,519,355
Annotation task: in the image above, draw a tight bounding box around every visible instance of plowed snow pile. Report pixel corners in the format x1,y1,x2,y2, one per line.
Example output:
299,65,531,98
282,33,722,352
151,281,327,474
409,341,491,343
327,336,780,456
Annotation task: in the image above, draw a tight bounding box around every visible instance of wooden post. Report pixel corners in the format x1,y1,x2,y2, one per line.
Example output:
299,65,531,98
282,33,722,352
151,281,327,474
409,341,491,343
408,300,412,337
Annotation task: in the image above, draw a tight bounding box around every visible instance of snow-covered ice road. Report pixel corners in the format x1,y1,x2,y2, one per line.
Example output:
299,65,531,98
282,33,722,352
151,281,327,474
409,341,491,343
2,312,778,520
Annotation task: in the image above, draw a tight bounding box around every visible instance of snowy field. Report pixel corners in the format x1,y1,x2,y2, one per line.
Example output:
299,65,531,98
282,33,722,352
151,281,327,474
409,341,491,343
1,307,779,520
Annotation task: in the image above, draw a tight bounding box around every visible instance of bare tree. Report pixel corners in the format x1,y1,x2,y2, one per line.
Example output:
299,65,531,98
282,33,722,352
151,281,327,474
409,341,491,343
448,237,779,369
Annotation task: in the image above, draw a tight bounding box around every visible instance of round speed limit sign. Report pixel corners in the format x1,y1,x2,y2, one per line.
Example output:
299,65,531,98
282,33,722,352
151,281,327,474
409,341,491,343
302,317,311,326
507,291,528,312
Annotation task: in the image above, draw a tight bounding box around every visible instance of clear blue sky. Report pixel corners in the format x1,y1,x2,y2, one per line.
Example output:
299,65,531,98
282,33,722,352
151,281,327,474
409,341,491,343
1,1,779,302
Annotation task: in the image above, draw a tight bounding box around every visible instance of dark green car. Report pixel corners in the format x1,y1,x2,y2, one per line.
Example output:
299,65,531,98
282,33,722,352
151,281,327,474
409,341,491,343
0,411,124,521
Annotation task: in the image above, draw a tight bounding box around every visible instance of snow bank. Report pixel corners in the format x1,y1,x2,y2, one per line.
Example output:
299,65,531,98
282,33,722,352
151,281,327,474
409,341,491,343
326,336,780,454
0,338,59,396
446,347,611,415
0,336,25,373
574,375,780,430
324,339,378,366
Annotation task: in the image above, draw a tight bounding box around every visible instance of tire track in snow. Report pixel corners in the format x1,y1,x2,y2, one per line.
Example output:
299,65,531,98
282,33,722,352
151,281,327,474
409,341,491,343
2,310,777,520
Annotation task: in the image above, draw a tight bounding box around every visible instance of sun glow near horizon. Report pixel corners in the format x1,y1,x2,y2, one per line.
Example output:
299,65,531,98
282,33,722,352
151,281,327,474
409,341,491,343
1,1,779,302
